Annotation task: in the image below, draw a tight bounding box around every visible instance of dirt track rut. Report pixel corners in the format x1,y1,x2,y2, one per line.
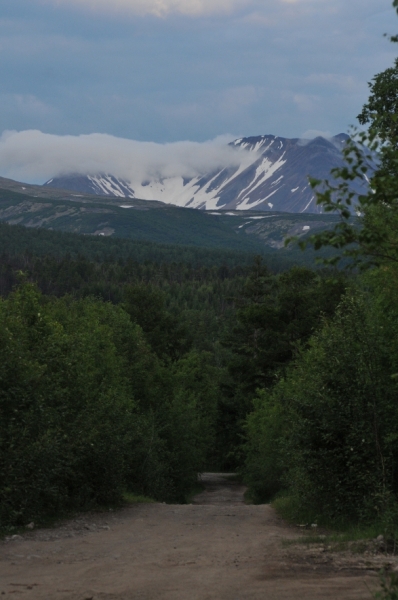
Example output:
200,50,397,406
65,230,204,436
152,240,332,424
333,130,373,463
0,474,385,599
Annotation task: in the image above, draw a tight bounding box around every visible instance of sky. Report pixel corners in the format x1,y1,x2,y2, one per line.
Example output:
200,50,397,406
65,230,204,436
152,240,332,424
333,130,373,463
0,0,397,183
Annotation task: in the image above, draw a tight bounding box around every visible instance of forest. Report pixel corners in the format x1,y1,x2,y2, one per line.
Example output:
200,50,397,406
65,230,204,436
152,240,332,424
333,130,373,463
2,3,398,541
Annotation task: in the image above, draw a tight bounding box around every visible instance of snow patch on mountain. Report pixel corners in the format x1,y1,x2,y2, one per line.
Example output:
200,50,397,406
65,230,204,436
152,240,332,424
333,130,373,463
43,133,369,214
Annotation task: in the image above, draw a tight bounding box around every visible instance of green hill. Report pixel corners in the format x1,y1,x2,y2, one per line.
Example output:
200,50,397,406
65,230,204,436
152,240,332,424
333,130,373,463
0,185,340,258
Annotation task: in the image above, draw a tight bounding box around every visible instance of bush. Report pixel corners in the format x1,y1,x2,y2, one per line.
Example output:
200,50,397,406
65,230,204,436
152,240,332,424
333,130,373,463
0,283,219,526
244,388,288,502
244,283,398,525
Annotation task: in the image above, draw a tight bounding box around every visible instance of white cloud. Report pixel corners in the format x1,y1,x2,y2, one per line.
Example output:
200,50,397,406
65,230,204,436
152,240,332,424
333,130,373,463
221,86,259,113
304,73,359,92
40,0,250,17
292,93,320,112
280,0,329,3
0,94,61,131
12,95,57,119
0,130,254,184
34,0,369,18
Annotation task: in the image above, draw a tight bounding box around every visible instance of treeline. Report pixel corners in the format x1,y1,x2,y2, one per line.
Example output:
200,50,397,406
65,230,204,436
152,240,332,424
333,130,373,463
0,250,248,307
0,221,256,266
0,220,298,271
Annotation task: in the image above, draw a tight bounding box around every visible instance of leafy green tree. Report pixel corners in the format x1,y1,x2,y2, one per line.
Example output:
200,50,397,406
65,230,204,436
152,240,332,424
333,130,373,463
173,350,223,468
0,284,138,524
225,261,345,395
244,279,398,522
357,58,398,147
0,280,226,525
244,387,288,502
123,284,189,361
221,259,346,469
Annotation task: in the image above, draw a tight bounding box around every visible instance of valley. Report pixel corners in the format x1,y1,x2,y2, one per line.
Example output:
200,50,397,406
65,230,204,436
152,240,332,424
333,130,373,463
0,180,341,255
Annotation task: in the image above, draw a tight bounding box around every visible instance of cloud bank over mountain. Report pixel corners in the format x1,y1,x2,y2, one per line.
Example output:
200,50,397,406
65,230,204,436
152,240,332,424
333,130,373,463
0,130,253,184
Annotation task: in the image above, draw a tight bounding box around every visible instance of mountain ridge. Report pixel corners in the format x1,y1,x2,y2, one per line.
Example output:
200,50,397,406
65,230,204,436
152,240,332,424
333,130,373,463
43,133,362,213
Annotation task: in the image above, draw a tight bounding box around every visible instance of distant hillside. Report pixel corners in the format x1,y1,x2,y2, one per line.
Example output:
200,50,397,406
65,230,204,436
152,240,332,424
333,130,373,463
0,184,341,260
43,133,370,213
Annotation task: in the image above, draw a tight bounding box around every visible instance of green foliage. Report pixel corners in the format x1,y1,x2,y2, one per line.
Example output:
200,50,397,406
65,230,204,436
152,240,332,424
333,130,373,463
244,275,398,524
225,260,346,394
0,280,225,525
0,186,342,269
284,290,397,523
173,350,222,466
0,195,358,526
0,284,136,523
0,219,260,268
374,570,398,600
220,259,346,470
357,58,398,145
243,388,287,502
123,284,189,361
123,492,155,504
0,187,263,252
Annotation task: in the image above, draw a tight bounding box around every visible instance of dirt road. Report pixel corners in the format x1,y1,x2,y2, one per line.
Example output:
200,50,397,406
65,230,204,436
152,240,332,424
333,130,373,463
0,474,388,599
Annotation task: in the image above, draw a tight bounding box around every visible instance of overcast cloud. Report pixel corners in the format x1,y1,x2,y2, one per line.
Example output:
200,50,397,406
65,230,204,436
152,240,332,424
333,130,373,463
0,0,397,183
40,0,251,17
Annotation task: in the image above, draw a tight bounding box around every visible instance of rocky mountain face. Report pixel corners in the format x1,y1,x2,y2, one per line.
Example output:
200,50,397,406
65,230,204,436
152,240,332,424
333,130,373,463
43,134,367,213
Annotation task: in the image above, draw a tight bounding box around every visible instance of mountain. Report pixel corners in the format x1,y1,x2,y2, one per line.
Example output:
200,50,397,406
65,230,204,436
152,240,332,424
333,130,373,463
43,133,367,213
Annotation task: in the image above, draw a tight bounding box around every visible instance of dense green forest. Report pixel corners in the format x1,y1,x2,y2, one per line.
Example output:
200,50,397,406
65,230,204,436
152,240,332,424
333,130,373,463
0,217,347,527
2,2,398,542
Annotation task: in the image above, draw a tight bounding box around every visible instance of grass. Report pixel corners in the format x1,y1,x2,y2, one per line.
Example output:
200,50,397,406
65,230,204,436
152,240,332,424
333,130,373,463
373,570,398,599
122,492,156,504
0,492,156,539
273,494,395,552
282,532,380,554
185,481,205,504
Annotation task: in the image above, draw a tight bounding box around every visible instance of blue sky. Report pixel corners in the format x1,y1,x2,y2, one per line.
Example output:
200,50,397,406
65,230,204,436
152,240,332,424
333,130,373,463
1,0,396,143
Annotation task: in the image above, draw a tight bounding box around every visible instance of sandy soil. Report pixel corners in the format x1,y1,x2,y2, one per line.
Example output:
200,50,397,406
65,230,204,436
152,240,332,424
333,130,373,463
0,474,392,599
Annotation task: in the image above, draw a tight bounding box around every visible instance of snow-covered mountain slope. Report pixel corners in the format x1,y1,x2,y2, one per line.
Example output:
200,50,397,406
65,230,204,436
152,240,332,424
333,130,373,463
43,134,367,213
